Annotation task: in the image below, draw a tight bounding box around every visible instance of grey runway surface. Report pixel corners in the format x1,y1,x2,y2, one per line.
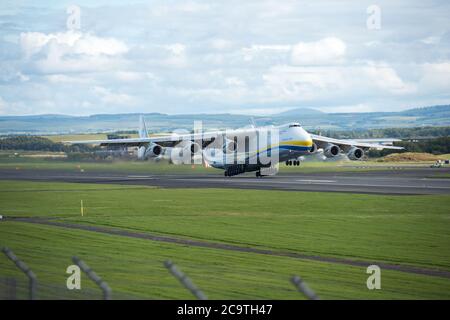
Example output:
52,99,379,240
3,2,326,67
1,167,450,195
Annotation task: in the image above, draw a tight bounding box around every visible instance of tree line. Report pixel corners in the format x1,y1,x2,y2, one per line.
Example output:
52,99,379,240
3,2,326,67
311,126,450,139
369,137,450,157
0,136,97,153
1,131,448,157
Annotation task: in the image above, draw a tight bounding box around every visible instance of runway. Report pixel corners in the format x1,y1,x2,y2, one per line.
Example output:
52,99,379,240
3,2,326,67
1,167,450,195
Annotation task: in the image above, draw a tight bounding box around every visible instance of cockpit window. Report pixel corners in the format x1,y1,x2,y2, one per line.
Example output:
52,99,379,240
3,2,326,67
289,123,301,128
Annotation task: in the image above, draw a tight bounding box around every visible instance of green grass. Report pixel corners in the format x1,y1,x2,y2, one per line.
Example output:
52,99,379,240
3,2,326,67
0,157,215,174
2,222,449,300
1,180,450,299
1,180,449,269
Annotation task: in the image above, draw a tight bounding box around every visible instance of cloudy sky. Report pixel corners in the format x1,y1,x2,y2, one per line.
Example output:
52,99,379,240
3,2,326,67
0,0,449,116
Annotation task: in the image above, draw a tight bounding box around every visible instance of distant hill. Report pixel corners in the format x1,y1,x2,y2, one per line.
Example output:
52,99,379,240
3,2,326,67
398,105,450,117
0,105,449,134
274,107,324,117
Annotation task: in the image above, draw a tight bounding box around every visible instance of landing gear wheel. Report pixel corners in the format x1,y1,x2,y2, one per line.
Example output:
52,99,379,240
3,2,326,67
256,171,261,178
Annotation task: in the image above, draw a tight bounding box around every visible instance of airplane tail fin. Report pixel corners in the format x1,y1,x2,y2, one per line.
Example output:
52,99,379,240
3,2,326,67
139,115,148,138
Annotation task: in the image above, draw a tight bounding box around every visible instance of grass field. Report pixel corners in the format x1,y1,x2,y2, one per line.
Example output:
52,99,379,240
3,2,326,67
1,180,450,299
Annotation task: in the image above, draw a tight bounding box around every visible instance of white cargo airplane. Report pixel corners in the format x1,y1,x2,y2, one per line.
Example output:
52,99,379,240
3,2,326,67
67,116,403,177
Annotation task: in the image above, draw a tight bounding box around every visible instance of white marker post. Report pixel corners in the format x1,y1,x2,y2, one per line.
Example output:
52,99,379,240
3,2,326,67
81,200,84,217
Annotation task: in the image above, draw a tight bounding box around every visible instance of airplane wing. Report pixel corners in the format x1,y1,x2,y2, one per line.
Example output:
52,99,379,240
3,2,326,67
65,132,219,148
310,134,404,150
345,138,402,146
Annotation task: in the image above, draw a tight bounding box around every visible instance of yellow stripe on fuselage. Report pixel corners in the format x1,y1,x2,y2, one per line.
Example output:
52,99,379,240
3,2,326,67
239,139,313,159
279,139,313,147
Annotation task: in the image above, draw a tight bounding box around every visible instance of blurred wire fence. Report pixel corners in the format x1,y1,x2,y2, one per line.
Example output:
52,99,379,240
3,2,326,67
0,276,143,300
1,247,318,300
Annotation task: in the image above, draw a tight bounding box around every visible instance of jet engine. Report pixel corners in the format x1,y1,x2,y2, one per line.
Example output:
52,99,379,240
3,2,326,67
187,141,201,155
137,146,146,160
137,143,163,160
177,140,201,155
308,143,318,154
324,144,340,158
347,147,364,160
223,139,238,153
164,141,202,164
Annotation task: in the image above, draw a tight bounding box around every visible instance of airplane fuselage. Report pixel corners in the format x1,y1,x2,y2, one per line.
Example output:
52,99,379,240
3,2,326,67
205,123,313,175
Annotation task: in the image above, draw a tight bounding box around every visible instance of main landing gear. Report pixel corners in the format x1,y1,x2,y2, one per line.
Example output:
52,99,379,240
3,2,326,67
285,160,300,166
224,164,246,177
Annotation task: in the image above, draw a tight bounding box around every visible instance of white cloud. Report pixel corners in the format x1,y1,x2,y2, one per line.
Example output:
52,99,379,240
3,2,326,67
176,1,211,13
17,72,29,82
162,43,188,67
362,62,416,95
34,54,127,74
2,1,450,116
93,86,136,106
291,37,346,65
114,71,144,82
259,62,414,103
165,43,185,56
20,31,129,74
241,44,291,62
20,31,128,58
421,36,440,45
113,71,160,83
210,39,233,51
45,74,93,84
225,77,245,87
419,62,450,92
151,1,211,16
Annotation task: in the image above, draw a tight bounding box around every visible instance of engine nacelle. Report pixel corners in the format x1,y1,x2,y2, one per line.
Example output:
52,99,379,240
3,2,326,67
347,147,364,160
187,141,201,155
324,144,340,158
138,143,162,159
137,146,146,160
223,139,237,153
308,143,318,154
168,147,183,158
176,140,201,155
164,142,201,165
